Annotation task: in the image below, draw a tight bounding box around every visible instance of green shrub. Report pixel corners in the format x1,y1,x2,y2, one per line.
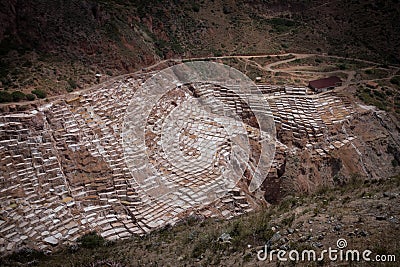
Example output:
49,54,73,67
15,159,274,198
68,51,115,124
77,232,105,248
67,78,77,90
5,248,46,264
11,91,26,102
390,76,400,85
191,235,211,258
0,91,12,103
26,94,36,101
31,89,47,99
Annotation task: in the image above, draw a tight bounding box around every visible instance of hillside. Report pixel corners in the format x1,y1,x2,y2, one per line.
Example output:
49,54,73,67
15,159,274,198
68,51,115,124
0,1,400,266
0,0,399,99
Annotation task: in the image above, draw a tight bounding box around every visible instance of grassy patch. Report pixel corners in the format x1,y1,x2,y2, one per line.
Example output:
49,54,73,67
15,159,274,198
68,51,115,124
77,232,105,249
0,91,13,103
11,91,26,102
390,76,400,86
356,86,391,111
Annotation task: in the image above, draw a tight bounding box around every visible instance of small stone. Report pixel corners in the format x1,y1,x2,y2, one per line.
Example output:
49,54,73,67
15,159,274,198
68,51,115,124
269,232,281,243
218,233,232,243
68,244,79,253
287,228,294,234
313,242,323,248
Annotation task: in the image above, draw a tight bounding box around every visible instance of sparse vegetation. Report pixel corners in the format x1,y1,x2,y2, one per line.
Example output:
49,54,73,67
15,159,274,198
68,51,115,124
31,89,47,99
67,78,78,92
77,232,105,249
390,76,400,86
356,86,393,111
1,175,399,266
0,91,12,103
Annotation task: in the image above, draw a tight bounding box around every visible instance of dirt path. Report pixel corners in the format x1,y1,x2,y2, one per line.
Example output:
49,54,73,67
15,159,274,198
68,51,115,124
0,59,171,108
1,53,399,109
264,53,312,71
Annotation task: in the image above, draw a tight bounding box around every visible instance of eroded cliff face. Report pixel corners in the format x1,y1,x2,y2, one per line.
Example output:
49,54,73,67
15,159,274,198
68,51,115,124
269,106,400,201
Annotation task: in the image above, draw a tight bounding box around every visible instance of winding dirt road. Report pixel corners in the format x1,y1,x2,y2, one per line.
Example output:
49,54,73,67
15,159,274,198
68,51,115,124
1,53,398,109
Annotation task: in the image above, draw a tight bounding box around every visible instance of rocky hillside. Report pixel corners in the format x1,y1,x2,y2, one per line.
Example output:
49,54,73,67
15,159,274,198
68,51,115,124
1,174,399,266
0,0,399,98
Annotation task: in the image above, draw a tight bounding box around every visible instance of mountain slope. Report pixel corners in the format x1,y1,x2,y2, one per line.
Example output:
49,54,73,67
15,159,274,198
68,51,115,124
0,0,399,98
